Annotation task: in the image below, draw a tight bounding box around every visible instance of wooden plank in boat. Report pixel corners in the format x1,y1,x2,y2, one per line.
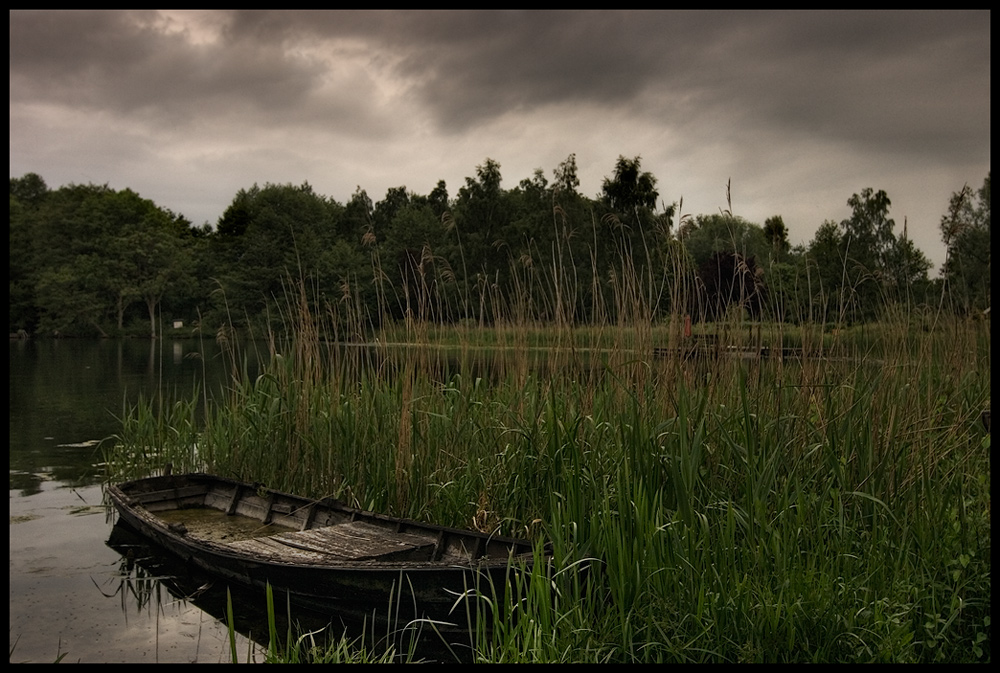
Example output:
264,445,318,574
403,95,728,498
223,521,437,563
131,485,208,505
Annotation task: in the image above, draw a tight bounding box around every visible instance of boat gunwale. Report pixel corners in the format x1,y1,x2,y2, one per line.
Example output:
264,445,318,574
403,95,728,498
107,473,541,572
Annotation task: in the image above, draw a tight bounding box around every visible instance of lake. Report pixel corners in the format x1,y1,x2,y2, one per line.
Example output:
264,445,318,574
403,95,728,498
9,338,486,663
9,338,273,663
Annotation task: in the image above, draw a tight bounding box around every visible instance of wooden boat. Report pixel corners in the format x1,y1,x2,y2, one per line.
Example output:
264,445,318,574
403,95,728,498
107,473,544,628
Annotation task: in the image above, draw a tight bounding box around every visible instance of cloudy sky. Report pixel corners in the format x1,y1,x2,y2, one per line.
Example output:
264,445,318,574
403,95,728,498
10,10,990,271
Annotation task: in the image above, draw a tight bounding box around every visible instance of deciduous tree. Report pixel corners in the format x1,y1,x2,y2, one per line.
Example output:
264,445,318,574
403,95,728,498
763,215,790,259
940,173,990,313
600,155,659,226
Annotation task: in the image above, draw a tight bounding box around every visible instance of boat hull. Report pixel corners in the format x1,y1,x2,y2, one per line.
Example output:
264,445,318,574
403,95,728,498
107,473,541,627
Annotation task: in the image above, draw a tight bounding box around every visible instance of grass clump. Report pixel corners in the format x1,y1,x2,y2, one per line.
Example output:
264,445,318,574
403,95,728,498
105,229,990,663
107,321,990,662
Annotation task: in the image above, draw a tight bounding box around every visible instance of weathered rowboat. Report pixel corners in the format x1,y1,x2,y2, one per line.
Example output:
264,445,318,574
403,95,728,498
107,473,544,627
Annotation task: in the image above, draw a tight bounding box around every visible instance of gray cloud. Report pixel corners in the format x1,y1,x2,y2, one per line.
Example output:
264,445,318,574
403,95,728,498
11,10,392,138
12,11,987,146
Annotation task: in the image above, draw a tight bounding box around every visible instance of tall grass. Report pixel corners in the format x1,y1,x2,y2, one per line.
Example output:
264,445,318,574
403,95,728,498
105,206,990,662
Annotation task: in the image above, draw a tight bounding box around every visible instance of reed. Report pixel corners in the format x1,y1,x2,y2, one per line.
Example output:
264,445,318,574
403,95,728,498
105,198,991,663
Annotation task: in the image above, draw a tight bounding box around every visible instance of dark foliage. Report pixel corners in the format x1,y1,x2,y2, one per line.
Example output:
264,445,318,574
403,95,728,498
693,252,765,321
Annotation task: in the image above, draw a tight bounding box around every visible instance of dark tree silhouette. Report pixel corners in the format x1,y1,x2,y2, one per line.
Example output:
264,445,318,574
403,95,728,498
694,251,765,321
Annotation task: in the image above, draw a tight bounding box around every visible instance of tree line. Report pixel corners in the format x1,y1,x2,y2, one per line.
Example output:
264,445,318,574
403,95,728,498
9,159,990,338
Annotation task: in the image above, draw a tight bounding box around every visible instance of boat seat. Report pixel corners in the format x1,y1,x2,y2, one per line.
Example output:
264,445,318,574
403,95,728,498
221,521,438,563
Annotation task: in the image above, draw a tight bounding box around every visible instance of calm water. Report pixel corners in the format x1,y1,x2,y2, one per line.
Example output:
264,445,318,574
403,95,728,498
9,338,483,663
8,338,271,663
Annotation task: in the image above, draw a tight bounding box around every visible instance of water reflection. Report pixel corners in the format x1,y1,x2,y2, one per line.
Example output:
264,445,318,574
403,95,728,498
103,522,475,662
103,523,273,650
9,339,266,488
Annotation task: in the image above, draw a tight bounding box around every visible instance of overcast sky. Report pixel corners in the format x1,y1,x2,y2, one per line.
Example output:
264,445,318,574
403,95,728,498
9,10,991,271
